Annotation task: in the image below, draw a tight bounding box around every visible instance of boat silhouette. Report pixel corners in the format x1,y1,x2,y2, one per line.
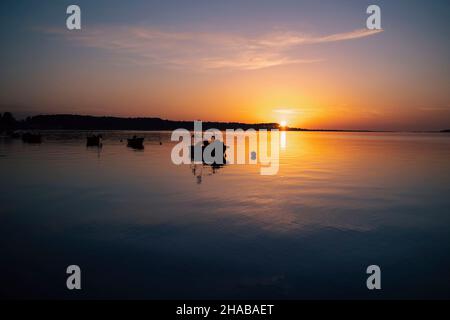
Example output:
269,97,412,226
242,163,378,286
22,133,42,144
127,136,144,149
190,137,227,165
86,134,102,147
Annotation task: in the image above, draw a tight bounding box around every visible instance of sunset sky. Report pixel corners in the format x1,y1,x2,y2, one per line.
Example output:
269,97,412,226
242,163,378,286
0,0,449,130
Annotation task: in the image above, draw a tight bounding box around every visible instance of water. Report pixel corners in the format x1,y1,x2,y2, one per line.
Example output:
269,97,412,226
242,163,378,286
1,131,450,299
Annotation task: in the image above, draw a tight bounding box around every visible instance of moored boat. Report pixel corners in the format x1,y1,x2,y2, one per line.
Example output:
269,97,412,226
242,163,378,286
127,136,144,149
86,134,102,147
22,133,42,144
190,139,227,165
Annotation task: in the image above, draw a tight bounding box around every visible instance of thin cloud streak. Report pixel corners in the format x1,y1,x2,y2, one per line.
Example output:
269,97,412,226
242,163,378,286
418,106,450,112
43,26,383,70
273,108,304,115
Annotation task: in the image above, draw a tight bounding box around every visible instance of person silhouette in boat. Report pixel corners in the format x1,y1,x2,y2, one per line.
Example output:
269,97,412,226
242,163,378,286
190,134,203,162
190,134,227,164
204,135,227,165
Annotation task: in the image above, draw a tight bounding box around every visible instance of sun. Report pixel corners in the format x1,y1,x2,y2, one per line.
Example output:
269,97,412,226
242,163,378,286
280,120,287,128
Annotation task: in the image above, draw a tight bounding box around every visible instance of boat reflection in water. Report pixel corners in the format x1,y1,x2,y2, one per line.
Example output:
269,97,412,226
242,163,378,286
22,132,42,144
190,162,226,184
86,134,102,147
189,135,228,184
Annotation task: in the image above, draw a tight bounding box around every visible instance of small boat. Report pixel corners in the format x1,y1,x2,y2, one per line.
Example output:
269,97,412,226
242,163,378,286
86,134,102,147
127,136,144,149
10,132,21,139
190,140,227,165
5,130,20,138
22,133,42,144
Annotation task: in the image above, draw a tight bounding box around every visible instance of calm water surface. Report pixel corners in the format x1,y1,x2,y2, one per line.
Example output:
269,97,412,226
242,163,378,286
1,131,449,299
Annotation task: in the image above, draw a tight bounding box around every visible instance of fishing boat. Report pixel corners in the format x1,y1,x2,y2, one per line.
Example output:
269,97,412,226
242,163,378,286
190,139,227,165
86,134,102,147
22,133,42,144
5,130,20,138
127,136,144,149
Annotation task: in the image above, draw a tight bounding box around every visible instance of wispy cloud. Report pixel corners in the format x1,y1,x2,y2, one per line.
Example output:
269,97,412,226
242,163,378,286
418,106,450,112
273,108,304,115
43,26,382,71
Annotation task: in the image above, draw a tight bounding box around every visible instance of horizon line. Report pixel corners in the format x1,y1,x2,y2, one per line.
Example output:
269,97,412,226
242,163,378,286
3,112,449,133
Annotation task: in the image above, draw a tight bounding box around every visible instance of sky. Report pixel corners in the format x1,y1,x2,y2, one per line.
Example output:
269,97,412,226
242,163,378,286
0,0,449,130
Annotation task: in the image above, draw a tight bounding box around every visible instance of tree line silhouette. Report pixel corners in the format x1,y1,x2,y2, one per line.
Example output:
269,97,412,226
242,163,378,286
0,113,280,132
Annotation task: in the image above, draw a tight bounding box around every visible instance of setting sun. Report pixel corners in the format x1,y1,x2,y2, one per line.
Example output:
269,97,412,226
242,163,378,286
280,120,287,128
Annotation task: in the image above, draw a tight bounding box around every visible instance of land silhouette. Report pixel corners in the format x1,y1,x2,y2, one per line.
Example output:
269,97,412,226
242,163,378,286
1,113,279,132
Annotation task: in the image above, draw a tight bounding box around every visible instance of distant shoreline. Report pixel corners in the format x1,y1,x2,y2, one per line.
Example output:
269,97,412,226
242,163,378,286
1,113,449,133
